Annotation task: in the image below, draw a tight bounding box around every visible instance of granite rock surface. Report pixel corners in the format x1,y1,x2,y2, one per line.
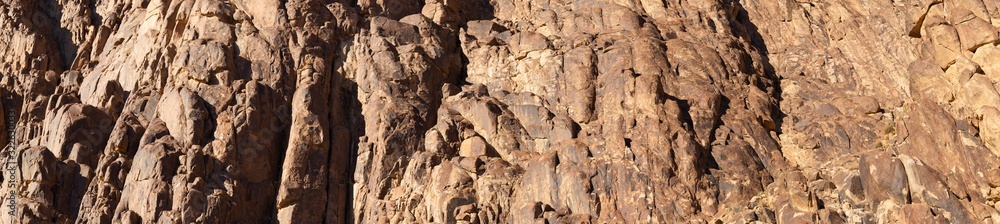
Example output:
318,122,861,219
1,0,1000,223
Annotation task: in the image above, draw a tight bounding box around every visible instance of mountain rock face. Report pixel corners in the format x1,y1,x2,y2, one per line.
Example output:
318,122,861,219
2,0,1000,223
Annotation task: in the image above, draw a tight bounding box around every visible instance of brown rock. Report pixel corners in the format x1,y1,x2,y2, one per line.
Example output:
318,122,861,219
2,0,1000,223
973,44,1000,80
980,107,1000,156
859,152,910,205
459,135,488,158
896,203,948,223
156,87,209,146
952,9,999,51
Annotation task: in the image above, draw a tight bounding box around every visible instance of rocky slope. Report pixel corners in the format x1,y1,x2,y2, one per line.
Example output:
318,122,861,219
1,0,1000,223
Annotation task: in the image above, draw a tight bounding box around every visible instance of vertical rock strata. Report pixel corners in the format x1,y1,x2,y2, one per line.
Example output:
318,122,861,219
0,0,998,223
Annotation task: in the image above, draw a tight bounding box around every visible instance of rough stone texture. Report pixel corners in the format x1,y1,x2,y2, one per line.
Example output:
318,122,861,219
1,0,1000,223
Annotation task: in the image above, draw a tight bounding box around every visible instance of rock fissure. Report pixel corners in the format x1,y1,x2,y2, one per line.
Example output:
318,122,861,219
3,0,1000,223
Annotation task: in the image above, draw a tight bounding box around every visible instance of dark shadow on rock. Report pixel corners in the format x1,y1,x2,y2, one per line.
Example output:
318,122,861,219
730,1,784,136
343,78,363,224
38,0,81,70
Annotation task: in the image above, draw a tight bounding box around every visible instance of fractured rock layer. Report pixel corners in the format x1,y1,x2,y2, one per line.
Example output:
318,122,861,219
1,0,1000,223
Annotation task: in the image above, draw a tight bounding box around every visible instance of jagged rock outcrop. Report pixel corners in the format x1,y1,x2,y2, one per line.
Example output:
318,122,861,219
2,0,1000,223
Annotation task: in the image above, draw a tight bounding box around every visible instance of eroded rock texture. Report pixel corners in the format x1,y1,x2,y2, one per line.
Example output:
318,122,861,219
2,0,1000,223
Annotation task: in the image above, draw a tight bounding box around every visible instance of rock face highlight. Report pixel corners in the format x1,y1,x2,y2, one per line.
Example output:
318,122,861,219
1,0,1000,223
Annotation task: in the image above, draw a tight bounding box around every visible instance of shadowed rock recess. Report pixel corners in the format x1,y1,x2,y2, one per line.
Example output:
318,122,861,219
3,0,1000,222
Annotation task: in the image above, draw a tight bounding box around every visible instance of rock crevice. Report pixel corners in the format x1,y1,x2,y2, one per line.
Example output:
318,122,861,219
2,0,1000,223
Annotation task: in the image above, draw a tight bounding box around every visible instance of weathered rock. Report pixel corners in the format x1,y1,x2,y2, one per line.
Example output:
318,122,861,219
3,0,1000,223
973,43,1000,80
859,152,910,206
981,107,1000,156
276,77,332,224
459,135,488,158
952,8,999,51
156,87,209,146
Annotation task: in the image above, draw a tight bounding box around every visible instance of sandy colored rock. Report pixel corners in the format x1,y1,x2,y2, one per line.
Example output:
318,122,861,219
979,106,1000,156
459,135,488,158
3,0,1000,223
156,87,209,146
952,8,999,51
973,43,1000,80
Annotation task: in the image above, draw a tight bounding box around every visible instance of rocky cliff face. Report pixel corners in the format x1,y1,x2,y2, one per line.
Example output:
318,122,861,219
2,0,1000,223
